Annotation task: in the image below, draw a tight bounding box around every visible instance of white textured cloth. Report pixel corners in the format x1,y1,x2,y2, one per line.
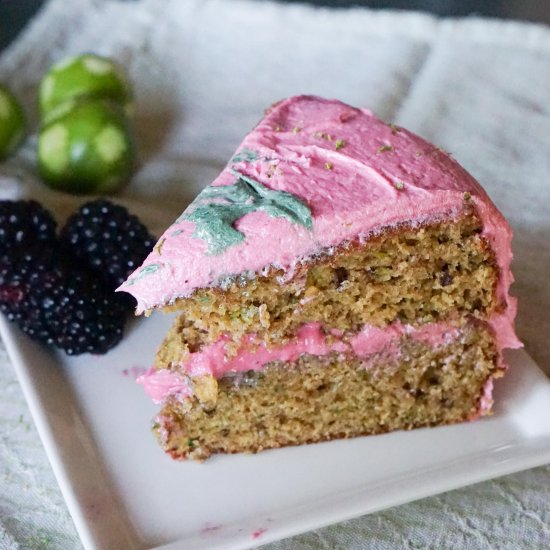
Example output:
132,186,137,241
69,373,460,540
1,0,549,548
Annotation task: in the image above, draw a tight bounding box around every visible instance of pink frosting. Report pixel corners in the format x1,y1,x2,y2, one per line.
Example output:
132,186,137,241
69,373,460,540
138,320,478,403
119,96,517,341
349,322,459,356
477,378,495,417
174,323,348,379
137,368,191,404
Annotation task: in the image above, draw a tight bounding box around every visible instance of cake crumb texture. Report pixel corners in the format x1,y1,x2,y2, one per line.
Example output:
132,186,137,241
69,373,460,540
158,214,498,357
155,323,499,461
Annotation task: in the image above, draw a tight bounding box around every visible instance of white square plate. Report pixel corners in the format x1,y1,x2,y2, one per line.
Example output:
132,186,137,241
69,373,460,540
1,313,550,550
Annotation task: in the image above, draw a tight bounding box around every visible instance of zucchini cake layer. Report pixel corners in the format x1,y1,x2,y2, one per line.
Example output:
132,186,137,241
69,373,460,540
118,96,516,326
120,96,521,461
158,213,498,350
141,320,501,461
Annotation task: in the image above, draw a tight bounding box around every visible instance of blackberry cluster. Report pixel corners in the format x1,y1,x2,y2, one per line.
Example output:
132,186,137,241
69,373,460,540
60,199,154,312
0,200,57,254
0,199,153,355
0,245,126,354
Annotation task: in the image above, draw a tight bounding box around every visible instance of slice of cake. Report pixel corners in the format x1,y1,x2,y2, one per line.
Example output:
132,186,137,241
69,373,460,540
119,95,521,461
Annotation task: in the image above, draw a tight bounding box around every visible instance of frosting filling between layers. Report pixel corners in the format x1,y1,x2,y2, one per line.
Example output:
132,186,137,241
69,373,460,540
137,314,518,405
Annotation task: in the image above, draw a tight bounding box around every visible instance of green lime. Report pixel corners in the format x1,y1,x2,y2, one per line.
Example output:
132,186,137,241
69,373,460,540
39,53,132,123
0,84,26,159
38,99,135,195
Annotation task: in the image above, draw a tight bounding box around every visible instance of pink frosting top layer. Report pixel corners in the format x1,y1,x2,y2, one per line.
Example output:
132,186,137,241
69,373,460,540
119,96,517,334
138,320,469,404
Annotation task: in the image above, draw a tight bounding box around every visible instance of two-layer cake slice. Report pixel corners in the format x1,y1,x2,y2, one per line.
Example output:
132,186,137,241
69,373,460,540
119,96,521,461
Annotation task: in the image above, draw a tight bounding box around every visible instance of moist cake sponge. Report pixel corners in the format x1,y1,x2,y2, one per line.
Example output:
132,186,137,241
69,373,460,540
120,95,521,461
157,213,498,353
154,321,499,461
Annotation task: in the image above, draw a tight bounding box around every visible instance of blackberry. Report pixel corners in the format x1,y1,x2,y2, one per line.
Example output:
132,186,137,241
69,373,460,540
0,200,57,254
0,245,126,355
60,199,154,312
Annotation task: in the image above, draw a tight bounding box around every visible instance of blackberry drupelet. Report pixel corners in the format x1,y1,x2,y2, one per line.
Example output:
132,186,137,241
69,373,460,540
0,245,126,355
0,200,57,254
60,199,154,312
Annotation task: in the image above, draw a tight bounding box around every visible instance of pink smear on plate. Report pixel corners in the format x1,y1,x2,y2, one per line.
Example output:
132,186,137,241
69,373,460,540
252,527,267,539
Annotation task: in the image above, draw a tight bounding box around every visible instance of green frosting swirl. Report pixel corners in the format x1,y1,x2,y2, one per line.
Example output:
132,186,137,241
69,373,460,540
180,151,312,255
125,263,162,285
